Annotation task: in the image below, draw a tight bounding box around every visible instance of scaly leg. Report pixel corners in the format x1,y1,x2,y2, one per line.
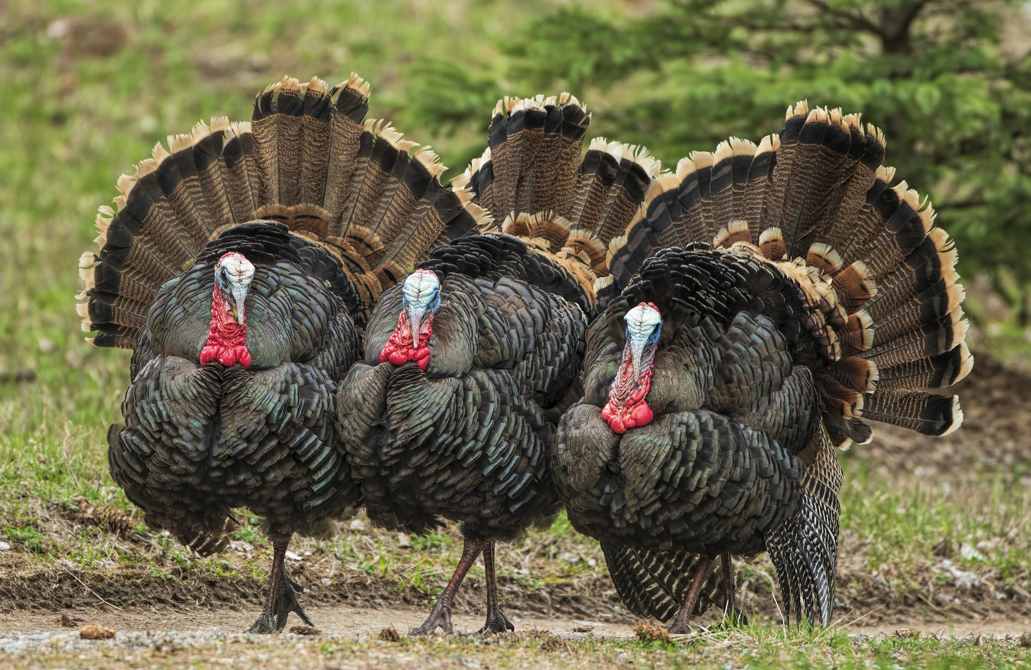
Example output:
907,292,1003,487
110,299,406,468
410,538,485,636
667,556,715,634
720,553,747,626
477,542,514,634
246,537,314,634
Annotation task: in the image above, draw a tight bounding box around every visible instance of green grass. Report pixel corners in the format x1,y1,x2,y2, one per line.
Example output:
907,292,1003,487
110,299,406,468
2,2,1031,668
7,624,1031,669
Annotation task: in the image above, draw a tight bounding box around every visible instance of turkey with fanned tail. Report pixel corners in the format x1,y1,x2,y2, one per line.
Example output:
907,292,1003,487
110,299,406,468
336,94,661,634
554,101,971,630
76,75,484,633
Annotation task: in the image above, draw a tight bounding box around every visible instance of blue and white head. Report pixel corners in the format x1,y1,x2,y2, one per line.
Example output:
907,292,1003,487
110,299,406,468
602,301,663,433
624,302,662,372
401,269,441,340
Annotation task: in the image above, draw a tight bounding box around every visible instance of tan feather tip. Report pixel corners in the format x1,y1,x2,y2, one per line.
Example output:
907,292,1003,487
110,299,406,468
713,227,730,248
278,76,302,92
713,140,733,164
626,145,660,176
759,227,783,245
190,120,211,143
842,113,863,132
95,209,113,237
729,137,758,156
306,76,328,94
645,173,681,201
209,116,230,132
787,100,809,120
688,151,714,168
876,165,896,184
75,301,89,318
414,146,447,179
113,195,127,211
168,133,193,153
80,319,94,333
868,123,886,147
829,107,844,127
588,136,611,152
807,242,844,275
116,174,137,198
594,274,615,293
466,202,492,228
940,396,964,435
78,251,97,269
805,106,829,124
955,342,974,384
344,72,371,97
756,134,777,154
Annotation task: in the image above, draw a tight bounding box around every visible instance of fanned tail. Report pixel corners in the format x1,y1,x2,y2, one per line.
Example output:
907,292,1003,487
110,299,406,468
459,94,659,314
78,74,486,348
602,544,721,623
607,99,970,446
765,424,842,626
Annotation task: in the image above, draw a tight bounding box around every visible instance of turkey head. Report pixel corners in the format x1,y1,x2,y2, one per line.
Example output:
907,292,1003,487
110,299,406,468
601,301,661,433
379,269,440,370
200,252,254,369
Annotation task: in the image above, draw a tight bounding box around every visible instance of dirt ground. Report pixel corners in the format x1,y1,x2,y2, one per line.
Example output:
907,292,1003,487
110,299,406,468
2,603,1030,639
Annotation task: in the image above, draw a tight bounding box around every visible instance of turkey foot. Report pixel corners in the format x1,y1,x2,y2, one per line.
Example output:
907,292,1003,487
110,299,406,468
410,601,456,636
246,537,312,635
716,553,747,627
477,542,514,634
667,556,716,635
477,607,514,635
409,538,485,636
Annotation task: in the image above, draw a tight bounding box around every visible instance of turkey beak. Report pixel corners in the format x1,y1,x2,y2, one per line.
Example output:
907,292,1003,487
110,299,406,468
630,338,647,377
230,285,248,325
407,307,425,349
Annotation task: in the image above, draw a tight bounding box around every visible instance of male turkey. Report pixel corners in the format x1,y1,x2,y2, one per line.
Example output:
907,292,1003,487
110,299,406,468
337,95,660,634
554,102,971,630
76,75,482,633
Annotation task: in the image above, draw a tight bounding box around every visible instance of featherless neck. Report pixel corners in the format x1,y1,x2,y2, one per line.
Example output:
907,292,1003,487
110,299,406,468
200,284,251,369
380,309,433,371
601,338,656,433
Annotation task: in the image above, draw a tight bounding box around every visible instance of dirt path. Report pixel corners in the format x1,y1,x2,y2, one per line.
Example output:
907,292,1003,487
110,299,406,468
3,605,1030,639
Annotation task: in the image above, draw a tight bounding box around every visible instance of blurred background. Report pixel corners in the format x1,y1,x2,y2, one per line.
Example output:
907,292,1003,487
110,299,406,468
2,0,1031,625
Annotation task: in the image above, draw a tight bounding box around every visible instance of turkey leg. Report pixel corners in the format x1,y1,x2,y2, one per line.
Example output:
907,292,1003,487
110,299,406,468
667,556,715,634
477,541,514,634
246,537,314,634
720,553,747,625
410,538,485,636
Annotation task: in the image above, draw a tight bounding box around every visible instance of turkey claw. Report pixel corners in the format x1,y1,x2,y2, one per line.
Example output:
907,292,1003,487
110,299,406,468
410,603,453,636
274,576,314,631
245,612,277,635
476,608,514,635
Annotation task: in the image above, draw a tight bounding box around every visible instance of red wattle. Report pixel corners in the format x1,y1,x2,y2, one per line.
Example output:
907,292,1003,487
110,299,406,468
200,286,250,369
602,362,654,434
380,310,433,370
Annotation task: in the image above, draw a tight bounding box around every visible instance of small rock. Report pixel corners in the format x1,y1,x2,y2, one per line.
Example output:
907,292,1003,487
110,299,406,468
80,624,115,640
378,626,402,642
289,625,320,636
285,551,302,561
633,620,670,643
397,533,411,548
960,543,986,562
572,625,594,633
350,518,365,531
0,542,11,551
894,628,918,639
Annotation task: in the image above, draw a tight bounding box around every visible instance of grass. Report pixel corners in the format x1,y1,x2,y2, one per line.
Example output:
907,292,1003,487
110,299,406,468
2,0,1031,668
4,624,1031,669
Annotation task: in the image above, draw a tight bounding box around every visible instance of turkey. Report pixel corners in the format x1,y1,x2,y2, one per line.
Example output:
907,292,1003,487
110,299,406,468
554,101,971,630
76,75,483,633
337,94,660,634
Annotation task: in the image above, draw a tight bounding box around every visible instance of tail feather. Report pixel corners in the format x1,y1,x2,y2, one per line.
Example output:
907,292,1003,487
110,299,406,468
78,73,484,347
602,544,721,622
462,94,657,313
612,99,969,447
766,424,841,626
